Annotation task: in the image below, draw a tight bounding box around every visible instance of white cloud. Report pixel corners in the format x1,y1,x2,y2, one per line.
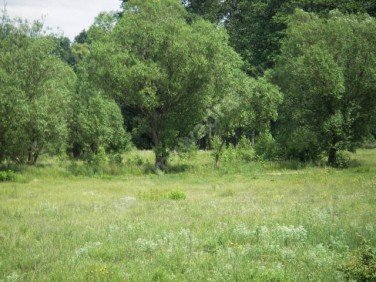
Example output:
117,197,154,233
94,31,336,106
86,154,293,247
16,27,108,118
4,0,121,40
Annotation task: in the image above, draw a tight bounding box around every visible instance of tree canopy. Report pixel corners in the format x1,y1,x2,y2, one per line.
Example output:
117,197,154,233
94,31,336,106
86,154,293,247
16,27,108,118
272,10,376,164
87,0,252,169
0,16,76,164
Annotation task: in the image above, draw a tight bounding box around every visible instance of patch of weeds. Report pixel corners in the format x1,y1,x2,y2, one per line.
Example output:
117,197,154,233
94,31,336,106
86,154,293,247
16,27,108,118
166,189,186,200
0,170,16,182
139,189,166,201
85,265,114,280
339,240,376,281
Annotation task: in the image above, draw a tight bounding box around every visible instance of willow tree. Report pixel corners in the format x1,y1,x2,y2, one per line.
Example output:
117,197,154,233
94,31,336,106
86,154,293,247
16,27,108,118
87,0,249,169
273,10,376,165
0,14,75,164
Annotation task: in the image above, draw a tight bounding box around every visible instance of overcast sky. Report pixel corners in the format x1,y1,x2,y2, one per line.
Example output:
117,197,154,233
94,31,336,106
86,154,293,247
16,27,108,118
4,0,122,40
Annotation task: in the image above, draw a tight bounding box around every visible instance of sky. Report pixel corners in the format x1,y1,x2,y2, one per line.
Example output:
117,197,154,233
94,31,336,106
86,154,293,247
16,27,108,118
4,0,122,40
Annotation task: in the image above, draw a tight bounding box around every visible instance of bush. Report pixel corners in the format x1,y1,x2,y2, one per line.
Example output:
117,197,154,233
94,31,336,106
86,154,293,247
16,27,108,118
339,241,376,281
86,146,107,166
222,144,237,163
255,132,277,160
166,189,186,200
279,127,322,162
236,136,255,162
334,151,353,169
0,170,16,182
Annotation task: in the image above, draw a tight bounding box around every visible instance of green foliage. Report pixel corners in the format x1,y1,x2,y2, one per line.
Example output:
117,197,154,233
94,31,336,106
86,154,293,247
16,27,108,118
87,0,248,168
68,75,131,160
0,13,76,164
254,132,278,160
212,136,258,165
340,241,376,281
236,136,255,162
186,0,376,75
209,75,282,162
273,10,376,165
174,140,198,163
281,127,322,162
221,144,237,163
0,170,16,182
333,151,353,169
52,36,75,66
166,189,187,200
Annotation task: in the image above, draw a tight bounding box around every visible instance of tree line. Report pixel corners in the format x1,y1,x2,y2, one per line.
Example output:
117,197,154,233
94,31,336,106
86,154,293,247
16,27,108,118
0,0,375,169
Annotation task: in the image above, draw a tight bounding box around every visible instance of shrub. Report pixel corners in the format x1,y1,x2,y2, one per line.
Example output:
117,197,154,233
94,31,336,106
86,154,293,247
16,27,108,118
255,132,277,160
86,146,107,166
222,144,237,163
236,136,255,162
166,189,186,200
339,241,376,281
0,170,16,182
334,151,353,169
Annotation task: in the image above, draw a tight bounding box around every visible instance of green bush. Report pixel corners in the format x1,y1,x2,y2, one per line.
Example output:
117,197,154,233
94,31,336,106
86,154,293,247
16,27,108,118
236,136,255,162
222,144,237,163
0,170,16,182
255,132,277,160
334,151,353,169
86,146,107,166
339,242,376,281
166,189,186,200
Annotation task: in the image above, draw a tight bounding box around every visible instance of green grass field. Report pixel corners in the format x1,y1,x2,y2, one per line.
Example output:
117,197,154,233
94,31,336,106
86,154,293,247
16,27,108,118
1,150,376,281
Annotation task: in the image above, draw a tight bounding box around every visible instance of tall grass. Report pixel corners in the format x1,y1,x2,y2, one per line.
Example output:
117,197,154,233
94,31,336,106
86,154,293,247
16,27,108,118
0,149,375,281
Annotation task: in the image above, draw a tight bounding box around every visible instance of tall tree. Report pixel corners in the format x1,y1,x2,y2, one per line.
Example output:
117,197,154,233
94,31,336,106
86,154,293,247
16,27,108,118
272,10,376,164
87,0,249,169
68,64,131,159
0,14,75,164
183,0,376,75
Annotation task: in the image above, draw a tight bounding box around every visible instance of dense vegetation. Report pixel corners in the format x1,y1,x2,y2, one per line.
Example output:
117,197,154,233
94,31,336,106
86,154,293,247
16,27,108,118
1,1,376,280
1,0,376,168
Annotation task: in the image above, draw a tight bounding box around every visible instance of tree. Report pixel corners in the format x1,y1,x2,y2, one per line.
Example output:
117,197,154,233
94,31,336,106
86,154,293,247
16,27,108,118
272,10,376,165
51,36,75,66
208,75,282,165
182,0,376,76
0,14,76,164
182,0,225,23
68,65,131,160
87,0,247,169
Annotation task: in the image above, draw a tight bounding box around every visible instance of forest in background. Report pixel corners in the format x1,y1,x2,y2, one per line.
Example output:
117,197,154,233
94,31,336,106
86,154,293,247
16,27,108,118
1,0,376,170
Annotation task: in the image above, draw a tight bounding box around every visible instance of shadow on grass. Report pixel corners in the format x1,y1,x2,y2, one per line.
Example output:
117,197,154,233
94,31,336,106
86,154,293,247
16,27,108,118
143,163,193,175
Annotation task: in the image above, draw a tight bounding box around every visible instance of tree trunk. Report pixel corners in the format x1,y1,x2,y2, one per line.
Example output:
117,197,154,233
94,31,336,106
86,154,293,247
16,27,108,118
27,140,39,165
154,146,168,172
215,140,225,168
151,126,168,172
328,147,337,166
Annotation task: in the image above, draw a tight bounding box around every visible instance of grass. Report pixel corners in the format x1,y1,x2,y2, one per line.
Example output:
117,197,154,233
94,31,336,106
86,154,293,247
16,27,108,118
1,149,376,281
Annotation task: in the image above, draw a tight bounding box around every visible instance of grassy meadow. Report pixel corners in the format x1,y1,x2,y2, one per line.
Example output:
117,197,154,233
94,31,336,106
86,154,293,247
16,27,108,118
1,149,376,281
